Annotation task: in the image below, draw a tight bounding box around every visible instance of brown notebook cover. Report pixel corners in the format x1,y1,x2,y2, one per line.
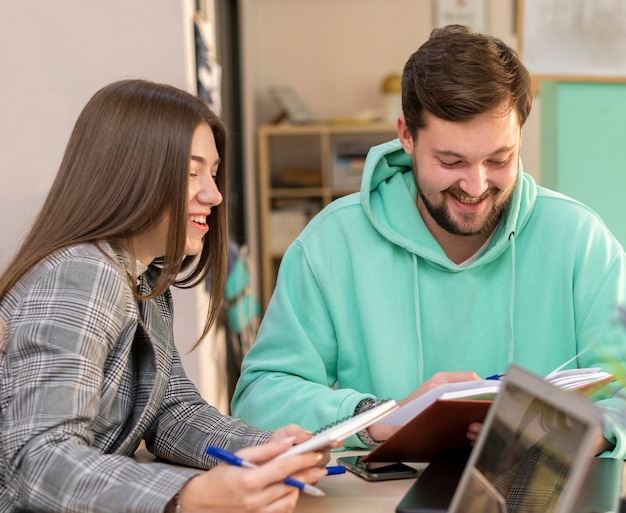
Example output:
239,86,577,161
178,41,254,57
362,399,492,463
362,373,613,464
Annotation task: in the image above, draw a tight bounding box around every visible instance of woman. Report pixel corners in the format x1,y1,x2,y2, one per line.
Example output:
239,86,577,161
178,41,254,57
0,79,329,513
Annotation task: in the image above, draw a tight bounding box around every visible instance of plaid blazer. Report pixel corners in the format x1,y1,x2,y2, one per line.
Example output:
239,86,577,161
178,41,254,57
0,242,270,512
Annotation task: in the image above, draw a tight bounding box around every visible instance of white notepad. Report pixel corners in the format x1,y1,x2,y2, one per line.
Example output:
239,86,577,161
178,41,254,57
275,399,398,459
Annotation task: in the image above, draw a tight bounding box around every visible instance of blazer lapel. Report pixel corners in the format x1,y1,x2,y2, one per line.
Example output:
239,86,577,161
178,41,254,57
114,269,174,454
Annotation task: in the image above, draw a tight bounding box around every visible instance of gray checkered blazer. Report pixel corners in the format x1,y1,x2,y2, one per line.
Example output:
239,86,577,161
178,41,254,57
0,242,270,512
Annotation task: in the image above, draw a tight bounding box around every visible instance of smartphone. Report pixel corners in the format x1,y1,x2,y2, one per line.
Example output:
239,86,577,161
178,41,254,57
337,455,419,481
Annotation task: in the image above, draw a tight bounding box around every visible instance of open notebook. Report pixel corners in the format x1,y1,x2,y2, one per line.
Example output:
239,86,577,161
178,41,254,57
396,364,623,513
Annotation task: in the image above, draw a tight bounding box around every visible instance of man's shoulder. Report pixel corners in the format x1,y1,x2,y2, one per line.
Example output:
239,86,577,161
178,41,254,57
533,186,622,250
299,192,367,236
535,185,604,220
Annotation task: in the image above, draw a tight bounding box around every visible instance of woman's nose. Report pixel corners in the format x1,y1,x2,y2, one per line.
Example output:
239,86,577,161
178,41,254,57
197,175,223,206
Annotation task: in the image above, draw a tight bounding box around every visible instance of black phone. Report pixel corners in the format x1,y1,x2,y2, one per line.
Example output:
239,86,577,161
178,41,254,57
337,455,419,481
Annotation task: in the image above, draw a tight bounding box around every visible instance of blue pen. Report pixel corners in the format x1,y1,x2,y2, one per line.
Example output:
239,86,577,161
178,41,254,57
206,446,326,497
486,373,504,380
326,465,346,475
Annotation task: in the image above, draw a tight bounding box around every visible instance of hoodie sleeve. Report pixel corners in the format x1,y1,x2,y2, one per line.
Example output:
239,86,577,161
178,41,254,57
574,244,626,459
231,240,373,449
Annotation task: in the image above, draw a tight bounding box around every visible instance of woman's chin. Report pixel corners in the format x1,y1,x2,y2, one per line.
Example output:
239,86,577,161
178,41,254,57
184,240,204,256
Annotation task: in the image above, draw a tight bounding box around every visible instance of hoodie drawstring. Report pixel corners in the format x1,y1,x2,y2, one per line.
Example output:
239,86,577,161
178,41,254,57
508,231,516,363
412,254,425,383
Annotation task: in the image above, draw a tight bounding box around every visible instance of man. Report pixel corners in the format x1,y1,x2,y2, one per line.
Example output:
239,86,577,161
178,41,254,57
232,25,626,457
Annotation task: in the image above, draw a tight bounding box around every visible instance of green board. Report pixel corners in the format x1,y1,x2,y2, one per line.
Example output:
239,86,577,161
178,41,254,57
541,81,626,248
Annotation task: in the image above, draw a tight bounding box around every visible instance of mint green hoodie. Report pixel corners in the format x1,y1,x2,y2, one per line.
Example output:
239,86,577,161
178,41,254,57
232,140,626,457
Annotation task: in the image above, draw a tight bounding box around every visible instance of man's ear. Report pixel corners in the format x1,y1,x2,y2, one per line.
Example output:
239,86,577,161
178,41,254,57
397,116,414,155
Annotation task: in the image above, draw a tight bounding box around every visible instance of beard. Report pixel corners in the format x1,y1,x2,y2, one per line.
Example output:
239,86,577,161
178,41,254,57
413,159,516,237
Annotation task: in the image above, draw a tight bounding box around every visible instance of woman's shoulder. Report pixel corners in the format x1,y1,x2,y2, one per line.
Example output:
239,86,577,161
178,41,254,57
37,242,127,279
9,242,133,305
1,242,139,332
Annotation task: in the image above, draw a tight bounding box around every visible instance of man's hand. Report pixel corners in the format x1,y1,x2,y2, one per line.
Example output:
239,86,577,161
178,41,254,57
368,371,481,442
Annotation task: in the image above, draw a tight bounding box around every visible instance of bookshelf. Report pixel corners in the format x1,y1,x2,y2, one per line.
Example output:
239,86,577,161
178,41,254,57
257,122,397,309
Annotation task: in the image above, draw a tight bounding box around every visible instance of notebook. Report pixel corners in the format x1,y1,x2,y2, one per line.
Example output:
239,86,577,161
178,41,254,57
396,364,623,513
275,399,398,459
363,361,612,465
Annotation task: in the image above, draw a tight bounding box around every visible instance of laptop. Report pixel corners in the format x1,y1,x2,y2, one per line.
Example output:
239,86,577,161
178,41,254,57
396,364,623,513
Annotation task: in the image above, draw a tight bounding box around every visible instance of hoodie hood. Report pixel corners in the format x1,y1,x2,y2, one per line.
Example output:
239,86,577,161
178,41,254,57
360,139,537,270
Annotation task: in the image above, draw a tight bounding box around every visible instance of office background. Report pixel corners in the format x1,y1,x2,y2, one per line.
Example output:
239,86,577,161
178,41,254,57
1,0,624,413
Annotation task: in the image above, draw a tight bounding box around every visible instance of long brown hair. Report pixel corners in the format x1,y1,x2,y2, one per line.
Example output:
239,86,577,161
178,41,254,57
402,24,533,136
0,79,228,347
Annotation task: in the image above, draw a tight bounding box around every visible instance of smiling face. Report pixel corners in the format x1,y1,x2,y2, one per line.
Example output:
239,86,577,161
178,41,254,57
130,122,222,265
398,106,521,261
184,122,223,256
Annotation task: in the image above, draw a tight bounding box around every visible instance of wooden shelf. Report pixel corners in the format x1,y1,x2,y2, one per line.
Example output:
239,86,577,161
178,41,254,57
269,187,326,198
257,122,396,309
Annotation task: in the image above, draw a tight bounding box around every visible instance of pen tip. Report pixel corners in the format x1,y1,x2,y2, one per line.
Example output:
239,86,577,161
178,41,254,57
305,485,326,497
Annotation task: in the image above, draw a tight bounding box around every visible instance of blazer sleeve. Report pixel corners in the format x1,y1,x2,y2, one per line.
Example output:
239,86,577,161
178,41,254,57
1,255,200,512
143,342,272,467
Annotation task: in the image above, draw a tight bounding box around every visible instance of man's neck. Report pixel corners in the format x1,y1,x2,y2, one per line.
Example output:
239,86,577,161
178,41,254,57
441,233,492,264
423,217,494,264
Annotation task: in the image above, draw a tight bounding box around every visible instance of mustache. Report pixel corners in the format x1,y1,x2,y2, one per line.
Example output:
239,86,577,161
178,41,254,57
445,186,497,202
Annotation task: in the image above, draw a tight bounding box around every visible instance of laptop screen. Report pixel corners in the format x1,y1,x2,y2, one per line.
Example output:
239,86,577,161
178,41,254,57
448,364,602,513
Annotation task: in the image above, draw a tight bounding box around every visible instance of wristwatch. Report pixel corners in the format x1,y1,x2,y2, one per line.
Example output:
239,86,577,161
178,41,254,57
354,397,382,446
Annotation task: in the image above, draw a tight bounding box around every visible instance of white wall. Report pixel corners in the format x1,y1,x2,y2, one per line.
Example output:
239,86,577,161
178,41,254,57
0,0,228,412
0,1,194,267
241,1,536,141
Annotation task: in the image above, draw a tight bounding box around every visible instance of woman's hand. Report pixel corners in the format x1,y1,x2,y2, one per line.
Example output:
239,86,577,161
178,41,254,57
270,424,313,445
270,423,340,468
174,439,328,513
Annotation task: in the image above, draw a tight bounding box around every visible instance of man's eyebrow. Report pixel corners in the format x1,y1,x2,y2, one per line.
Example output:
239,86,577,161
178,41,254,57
433,149,464,159
433,145,515,158
488,145,516,155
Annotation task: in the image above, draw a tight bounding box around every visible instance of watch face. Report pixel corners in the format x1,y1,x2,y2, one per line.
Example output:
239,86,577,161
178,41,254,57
356,398,379,414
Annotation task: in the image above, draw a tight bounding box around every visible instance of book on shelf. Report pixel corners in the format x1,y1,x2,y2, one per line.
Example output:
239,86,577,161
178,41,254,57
333,154,367,171
362,366,613,464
